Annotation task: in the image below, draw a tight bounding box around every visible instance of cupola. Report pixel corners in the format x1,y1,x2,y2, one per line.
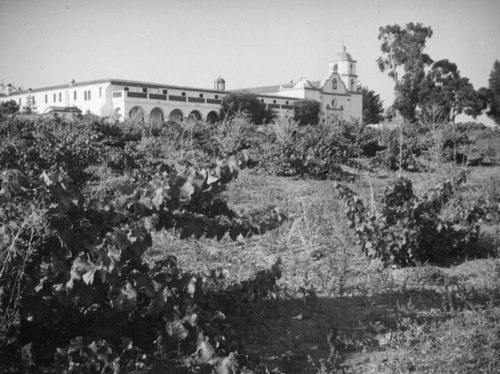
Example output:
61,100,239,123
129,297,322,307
214,76,225,91
333,45,354,62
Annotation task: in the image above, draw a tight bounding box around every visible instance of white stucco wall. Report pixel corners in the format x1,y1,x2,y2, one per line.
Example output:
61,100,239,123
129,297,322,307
1,48,363,124
68,82,111,116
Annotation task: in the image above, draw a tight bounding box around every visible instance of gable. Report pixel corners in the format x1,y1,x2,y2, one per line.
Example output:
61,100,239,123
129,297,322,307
320,72,348,94
293,77,316,89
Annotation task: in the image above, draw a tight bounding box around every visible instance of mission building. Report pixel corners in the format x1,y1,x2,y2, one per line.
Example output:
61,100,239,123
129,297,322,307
0,47,362,124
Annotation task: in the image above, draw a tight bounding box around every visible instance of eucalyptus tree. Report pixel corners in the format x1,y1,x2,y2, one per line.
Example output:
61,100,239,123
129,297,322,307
419,59,480,123
487,60,500,125
377,22,433,121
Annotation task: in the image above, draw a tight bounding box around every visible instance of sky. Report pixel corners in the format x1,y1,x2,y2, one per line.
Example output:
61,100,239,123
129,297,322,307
1,0,499,124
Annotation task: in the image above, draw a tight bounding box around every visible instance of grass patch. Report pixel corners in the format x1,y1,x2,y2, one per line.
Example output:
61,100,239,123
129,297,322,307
148,164,500,373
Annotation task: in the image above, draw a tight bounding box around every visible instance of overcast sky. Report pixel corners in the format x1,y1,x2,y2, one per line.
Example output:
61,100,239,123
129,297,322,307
1,0,499,124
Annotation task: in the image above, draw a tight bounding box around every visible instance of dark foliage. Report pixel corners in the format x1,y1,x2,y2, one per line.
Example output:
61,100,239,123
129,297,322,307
487,60,500,126
0,100,20,116
293,99,321,126
361,86,384,125
221,92,275,125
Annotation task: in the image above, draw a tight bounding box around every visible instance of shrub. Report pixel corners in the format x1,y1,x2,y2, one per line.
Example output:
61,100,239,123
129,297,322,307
221,92,275,124
0,116,101,186
293,99,321,126
372,122,428,171
0,152,285,371
263,119,359,180
337,176,481,266
0,100,20,116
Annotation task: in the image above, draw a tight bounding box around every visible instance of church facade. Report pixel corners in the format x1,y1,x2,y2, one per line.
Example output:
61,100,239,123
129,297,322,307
0,47,362,124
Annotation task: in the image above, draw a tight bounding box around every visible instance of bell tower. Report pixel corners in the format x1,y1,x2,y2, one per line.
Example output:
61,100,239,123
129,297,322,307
214,76,226,91
329,46,358,92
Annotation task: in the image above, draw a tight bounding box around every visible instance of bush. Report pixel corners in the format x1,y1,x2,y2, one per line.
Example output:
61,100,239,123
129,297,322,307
262,119,359,180
337,176,481,266
221,92,275,124
293,99,321,126
0,153,285,371
0,116,101,186
372,122,428,171
0,100,19,116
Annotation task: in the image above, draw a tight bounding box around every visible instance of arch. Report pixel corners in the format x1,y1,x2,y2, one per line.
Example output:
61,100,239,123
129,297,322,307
168,108,184,123
129,106,145,123
149,107,164,125
187,110,202,123
206,111,219,124
113,107,122,120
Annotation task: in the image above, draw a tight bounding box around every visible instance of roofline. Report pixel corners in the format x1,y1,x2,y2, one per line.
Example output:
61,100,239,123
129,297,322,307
230,84,282,93
1,77,360,100
2,78,228,96
330,59,357,63
107,79,226,94
230,89,300,101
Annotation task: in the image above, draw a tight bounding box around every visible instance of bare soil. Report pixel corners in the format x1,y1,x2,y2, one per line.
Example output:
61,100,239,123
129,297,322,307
149,165,500,373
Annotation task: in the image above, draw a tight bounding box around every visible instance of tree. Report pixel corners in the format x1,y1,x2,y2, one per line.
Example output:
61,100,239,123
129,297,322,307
377,22,433,121
419,59,481,122
293,99,321,126
487,60,500,125
221,92,275,124
361,86,384,124
470,86,492,120
0,100,20,116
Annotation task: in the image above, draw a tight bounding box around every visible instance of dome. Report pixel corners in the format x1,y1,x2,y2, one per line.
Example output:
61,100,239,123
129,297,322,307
214,76,225,84
214,75,226,91
333,46,353,62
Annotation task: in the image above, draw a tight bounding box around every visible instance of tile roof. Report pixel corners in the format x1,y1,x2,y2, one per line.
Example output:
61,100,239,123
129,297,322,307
2,78,228,96
232,84,283,94
107,79,226,94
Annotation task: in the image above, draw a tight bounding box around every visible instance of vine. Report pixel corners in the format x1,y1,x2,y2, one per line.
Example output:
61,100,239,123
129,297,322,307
0,143,285,372
336,175,481,266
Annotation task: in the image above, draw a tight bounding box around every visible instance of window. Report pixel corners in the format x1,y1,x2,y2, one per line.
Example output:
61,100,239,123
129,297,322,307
84,91,87,100
332,79,337,90
199,93,204,98
124,87,129,91
162,89,167,94
74,91,77,100
32,96,36,105
59,92,62,102
99,87,102,97
351,79,355,88
273,100,277,104
88,90,91,100
215,95,219,99
45,94,48,104
142,88,147,93
181,92,186,97
53,93,56,103
286,101,289,105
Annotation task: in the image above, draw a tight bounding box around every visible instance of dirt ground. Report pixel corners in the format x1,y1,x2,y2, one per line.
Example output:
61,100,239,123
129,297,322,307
149,165,500,373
